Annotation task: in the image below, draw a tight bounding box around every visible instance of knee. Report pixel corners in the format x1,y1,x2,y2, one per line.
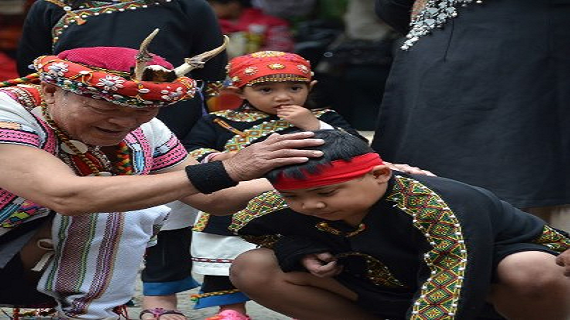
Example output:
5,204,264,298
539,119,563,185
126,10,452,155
230,248,280,290
496,251,568,298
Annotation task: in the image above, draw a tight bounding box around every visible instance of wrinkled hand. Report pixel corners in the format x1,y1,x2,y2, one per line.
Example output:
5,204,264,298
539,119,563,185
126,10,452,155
384,161,436,176
222,131,324,181
276,105,320,131
555,249,570,277
301,252,343,278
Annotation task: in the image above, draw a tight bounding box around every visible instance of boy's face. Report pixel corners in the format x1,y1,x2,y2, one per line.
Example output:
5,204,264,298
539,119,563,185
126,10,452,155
277,166,391,226
236,81,314,114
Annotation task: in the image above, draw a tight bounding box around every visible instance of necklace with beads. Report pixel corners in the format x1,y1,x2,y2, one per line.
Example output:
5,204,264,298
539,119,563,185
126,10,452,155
40,103,133,176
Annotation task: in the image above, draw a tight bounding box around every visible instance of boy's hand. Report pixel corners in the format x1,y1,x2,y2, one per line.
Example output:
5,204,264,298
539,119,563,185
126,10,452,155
276,105,320,131
301,252,343,278
555,249,570,277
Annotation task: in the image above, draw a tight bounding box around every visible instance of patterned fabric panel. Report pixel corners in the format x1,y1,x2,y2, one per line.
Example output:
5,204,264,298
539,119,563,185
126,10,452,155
532,225,570,252
150,133,188,172
192,211,210,232
386,175,467,319
220,108,330,151
230,190,288,233
189,147,219,162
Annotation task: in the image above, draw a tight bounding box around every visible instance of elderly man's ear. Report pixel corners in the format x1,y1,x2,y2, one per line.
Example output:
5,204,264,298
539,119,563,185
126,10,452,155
40,83,58,104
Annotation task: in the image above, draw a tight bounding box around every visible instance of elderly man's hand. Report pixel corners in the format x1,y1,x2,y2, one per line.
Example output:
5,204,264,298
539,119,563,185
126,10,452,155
222,131,324,181
555,249,570,277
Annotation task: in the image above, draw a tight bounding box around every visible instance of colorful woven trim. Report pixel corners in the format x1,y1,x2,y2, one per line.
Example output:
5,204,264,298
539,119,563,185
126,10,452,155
387,175,467,318
34,55,197,108
49,0,160,47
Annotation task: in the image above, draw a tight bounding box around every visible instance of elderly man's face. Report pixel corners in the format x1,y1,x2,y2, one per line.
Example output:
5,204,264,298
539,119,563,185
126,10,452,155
42,84,159,146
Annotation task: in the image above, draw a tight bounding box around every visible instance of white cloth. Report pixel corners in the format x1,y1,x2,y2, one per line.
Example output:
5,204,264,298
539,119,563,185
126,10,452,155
38,206,170,319
161,201,199,230
191,229,256,276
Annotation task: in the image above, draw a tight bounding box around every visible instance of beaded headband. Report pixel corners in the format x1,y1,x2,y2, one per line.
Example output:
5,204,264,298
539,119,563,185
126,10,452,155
272,153,384,191
227,51,313,88
34,51,197,108
33,29,228,108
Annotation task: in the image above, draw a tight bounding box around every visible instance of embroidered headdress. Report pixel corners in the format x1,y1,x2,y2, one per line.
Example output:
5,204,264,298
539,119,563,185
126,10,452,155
227,51,313,87
32,29,228,108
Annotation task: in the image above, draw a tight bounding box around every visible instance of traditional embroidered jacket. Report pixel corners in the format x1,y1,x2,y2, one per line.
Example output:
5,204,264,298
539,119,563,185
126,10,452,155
230,173,570,319
0,85,187,317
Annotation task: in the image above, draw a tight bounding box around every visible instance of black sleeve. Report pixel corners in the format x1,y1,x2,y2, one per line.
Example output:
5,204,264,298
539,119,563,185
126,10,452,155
375,0,415,35
182,115,223,159
16,1,64,76
273,235,334,272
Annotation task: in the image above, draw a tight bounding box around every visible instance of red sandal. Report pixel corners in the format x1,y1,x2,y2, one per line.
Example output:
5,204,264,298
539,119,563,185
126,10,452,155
139,308,187,320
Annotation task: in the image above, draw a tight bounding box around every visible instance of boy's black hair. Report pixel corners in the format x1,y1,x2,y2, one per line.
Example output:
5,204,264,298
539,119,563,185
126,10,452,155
265,130,375,182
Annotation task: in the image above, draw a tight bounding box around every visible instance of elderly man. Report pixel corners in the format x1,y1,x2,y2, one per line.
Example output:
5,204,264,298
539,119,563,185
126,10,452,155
0,43,322,319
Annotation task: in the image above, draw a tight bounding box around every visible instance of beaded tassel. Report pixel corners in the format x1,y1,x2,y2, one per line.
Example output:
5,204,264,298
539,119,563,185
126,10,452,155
114,141,134,175
0,73,40,88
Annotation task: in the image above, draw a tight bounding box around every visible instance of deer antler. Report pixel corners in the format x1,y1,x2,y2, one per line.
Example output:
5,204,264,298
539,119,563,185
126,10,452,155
174,35,229,77
134,28,160,81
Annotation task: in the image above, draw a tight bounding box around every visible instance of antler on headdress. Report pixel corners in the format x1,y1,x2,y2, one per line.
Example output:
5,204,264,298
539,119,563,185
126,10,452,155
134,28,160,81
174,35,229,77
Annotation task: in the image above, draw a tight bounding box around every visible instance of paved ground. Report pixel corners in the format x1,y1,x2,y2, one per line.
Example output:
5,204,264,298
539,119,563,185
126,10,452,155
127,274,290,320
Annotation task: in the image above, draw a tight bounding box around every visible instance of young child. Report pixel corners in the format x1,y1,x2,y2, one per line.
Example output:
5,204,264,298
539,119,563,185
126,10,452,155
185,51,365,320
228,130,570,320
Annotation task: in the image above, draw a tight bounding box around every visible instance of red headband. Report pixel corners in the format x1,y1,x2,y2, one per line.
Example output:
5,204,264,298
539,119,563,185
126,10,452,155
272,153,384,191
228,51,312,87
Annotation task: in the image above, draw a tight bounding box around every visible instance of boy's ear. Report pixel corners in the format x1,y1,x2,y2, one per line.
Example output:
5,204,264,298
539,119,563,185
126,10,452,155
370,165,392,183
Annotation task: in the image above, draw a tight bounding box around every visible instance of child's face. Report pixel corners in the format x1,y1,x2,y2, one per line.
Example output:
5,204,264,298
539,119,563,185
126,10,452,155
277,166,391,226
237,81,312,114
